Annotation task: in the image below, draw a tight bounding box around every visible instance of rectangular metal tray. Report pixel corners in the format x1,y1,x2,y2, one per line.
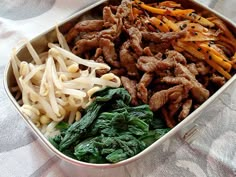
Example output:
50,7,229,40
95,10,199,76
4,0,236,176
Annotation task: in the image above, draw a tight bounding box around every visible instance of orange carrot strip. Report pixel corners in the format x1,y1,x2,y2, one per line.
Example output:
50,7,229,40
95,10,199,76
176,41,205,60
135,0,194,16
162,16,179,31
149,17,169,32
159,1,182,8
209,52,232,72
184,13,215,28
205,59,231,79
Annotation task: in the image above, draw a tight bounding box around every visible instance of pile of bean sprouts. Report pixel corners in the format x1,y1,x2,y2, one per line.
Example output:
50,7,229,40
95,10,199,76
11,27,121,137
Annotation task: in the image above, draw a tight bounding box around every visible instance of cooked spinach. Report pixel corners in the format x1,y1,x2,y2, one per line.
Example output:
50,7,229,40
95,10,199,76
51,87,170,163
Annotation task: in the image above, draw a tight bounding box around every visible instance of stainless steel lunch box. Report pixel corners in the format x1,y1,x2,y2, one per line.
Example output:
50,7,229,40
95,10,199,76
4,0,236,176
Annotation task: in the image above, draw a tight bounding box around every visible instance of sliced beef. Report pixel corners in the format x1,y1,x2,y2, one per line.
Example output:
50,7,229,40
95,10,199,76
75,20,104,32
210,74,226,86
110,68,126,76
137,56,171,73
149,85,184,111
66,28,79,43
66,20,104,43
80,32,99,40
94,48,103,59
121,76,138,105
143,47,153,56
165,50,187,65
178,99,192,121
137,73,154,103
127,27,143,56
174,63,209,103
103,6,117,28
99,38,120,68
120,41,139,77
72,38,99,56
95,56,109,76
161,76,193,92
116,0,132,18
196,62,210,75
168,101,183,118
161,107,176,128
187,63,199,76
148,42,171,54
99,19,123,41
142,30,186,43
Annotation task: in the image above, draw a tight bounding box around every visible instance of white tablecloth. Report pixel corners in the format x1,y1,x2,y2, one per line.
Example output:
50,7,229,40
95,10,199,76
1,0,236,176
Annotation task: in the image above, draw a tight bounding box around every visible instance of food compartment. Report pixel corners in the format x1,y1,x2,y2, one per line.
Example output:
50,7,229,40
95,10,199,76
4,0,236,168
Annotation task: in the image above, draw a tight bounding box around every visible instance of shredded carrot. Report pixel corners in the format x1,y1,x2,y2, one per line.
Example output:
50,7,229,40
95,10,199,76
209,52,232,72
184,13,215,28
159,1,182,8
162,16,179,31
149,17,169,32
135,0,194,16
172,41,184,52
205,59,231,79
175,41,205,60
199,43,230,62
132,7,142,20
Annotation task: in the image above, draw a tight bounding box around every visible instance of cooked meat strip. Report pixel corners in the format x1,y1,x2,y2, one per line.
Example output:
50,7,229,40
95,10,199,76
137,73,154,103
99,19,123,41
103,6,117,27
148,42,171,54
149,85,184,111
210,74,226,86
161,107,177,128
168,101,183,118
95,56,105,63
94,48,103,59
134,18,147,31
120,41,139,77
196,62,210,75
121,76,138,105
142,30,186,43
116,0,132,18
137,56,171,73
161,107,176,128
165,50,187,65
66,28,79,43
127,27,143,56
178,99,192,121
72,38,99,56
99,38,120,68
80,32,99,40
155,52,163,59
143,47,153,56
66,20,104,43
75,20,104,32
174,63,209,103
95,56,109,76
110,68,127,76
161,76,193,91
187,63,199,76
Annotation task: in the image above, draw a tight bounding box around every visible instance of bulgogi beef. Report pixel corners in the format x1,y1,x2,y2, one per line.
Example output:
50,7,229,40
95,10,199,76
64,0,236,128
